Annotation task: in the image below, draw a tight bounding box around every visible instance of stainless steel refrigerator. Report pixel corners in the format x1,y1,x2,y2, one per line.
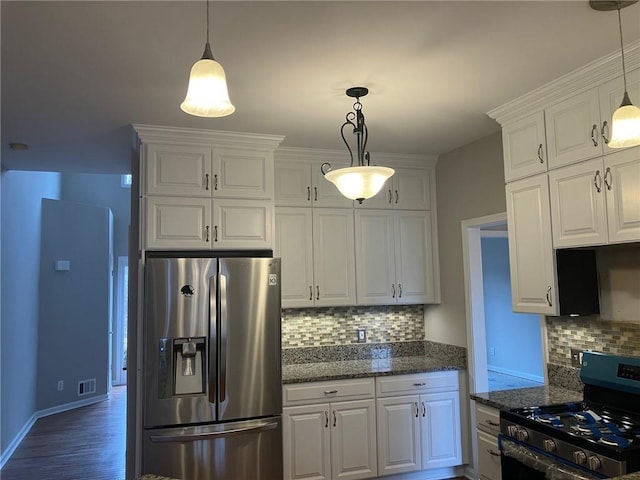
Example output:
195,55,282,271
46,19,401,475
142,254,282,480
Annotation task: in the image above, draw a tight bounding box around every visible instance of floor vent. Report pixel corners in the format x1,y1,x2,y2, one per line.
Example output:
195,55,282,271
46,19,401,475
77,378,97,396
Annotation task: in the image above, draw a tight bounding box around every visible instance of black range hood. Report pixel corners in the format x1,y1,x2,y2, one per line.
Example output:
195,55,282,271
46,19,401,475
555,248,600,316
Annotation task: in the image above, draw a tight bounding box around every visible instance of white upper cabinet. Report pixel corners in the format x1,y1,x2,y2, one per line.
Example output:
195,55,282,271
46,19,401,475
212,148,274,199
599,67,640,154
144,143,212,197
274,157,353,208
502,111,547,182
505,174,558,315
549,147,640,248
545,89,603,169
355,167,431,210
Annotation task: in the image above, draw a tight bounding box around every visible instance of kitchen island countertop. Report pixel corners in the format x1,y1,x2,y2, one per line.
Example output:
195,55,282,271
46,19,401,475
283,354,465,384
470,385,583,410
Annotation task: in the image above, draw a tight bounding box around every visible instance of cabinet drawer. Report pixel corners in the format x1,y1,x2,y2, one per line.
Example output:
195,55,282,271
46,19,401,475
376,371,458,397
477,429,502,480
476,403,501,435
283,378,375,406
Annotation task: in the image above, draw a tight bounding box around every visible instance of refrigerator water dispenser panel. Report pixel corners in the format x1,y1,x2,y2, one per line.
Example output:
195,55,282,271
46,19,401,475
173,337,205,395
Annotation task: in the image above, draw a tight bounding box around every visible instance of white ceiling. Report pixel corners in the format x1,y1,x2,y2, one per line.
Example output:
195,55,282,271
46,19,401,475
2,1,639,174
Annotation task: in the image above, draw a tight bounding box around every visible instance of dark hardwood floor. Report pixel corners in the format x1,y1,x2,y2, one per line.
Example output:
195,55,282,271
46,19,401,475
1,386,126,480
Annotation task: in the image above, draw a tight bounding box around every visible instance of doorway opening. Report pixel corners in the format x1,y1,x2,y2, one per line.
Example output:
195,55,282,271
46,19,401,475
462,213,547,395
112,256,128,386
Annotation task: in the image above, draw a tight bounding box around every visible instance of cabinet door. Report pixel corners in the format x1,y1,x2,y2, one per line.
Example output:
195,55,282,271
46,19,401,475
331,400,377,480
283,404,331,480
212,148,273,199
275,208,315,307
376,396,421,476
599,68,640,154
545,89,602,169
211,199,273,249
394,211,435,304
312,163,355,208
144,143,212,197
604,147,640,244
393,168,431,210
354,210,396,305
275,160,313,207
145,196,210,249
505,175,558,315
312,209,357,306
549,158,607,248
420,391,462,469
477,430,502,480
502,111,547,182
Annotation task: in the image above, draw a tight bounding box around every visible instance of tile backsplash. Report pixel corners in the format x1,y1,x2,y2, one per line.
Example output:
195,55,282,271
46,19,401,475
546,315,640,366
282,305,424,348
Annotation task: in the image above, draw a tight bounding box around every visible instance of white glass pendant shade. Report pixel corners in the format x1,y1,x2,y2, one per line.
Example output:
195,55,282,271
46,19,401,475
180,57,235,117
608,101,640,148
324,166,395,203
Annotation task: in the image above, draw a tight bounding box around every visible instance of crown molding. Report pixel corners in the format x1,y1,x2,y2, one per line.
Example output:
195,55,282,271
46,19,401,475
488,41,640,126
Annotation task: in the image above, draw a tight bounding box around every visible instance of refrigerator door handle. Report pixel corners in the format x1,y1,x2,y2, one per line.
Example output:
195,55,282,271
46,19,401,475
208,274,217,405
149,421,279,443
219,273,228,403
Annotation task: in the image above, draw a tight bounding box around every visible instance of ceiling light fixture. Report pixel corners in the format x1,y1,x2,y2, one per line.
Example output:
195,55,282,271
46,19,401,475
591,0,640,148
180,0,235,117
321,87,394,204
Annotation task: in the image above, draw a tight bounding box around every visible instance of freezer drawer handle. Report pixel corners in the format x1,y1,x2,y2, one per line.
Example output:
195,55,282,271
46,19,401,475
149,421,278,443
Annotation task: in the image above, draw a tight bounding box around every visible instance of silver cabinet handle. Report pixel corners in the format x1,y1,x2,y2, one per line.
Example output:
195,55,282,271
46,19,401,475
307,186,311,202
205,173,210,190
214,174,218,191
398,284,402,298
214,225,218,242
485,419,500,427
324,390,338,395
421,401,426,417
594,169,602,193
314,186,318,202
333,410,337,427
591,124,599,147
537,143,544,163
604,167,612,191
316,285,320,301
395,190,399,204
325,411,329,428
415,402,419,418
388,189,393,204
309,286,313,301
546,286,552,307
601,121,610,145
413,382,427,387
392,284,396,298
487,449,501,457
205,225,210,242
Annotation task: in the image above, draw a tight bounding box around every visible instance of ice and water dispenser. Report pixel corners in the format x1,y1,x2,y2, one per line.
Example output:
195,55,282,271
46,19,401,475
158,337,206,398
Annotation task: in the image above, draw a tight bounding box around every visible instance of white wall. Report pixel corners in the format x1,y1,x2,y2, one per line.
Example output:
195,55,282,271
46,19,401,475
0,171,60,458
425,132,505,347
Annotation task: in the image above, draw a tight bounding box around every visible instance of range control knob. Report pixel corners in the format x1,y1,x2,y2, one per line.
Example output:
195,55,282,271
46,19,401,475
587,455,602,471
515,428,529,442
542,439,557,453
507,425,518,437
573,450,587,465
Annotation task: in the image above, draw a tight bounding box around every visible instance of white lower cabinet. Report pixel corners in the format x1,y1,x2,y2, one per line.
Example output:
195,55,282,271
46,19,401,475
475,403,502,480
283,379,377,480
375,371,462,476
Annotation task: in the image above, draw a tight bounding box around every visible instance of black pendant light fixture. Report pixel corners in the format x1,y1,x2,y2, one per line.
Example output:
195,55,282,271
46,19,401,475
591,0,640,147
321,87,394,204
180,0,235,117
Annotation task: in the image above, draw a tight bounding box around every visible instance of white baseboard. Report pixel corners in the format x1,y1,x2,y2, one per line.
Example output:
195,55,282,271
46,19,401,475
0,394,108,469
488,365,544,383
378,465,465,480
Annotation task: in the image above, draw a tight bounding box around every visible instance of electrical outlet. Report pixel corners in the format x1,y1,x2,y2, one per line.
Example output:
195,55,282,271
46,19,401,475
489,347,496,356
570,348,583,367
57,380,64,391
357,328,366,343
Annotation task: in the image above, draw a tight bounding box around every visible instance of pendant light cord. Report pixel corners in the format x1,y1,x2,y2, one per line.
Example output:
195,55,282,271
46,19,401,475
206,0,210,45
617,4,628,92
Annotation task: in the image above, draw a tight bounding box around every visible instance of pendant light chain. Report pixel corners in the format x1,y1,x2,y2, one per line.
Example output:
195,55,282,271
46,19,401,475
616,4,628,93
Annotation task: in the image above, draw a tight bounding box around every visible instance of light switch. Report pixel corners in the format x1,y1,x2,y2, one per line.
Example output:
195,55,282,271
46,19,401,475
55,260,71,271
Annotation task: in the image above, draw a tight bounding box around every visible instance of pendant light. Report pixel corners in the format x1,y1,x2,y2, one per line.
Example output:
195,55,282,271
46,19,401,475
591,0,640,148
321,87,394,204
180,0,235,117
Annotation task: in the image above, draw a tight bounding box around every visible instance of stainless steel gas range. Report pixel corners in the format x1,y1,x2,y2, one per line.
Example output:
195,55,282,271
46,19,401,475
499,352,640,480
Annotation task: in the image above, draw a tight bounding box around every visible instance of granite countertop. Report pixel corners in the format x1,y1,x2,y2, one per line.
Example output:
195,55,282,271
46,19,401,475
611,474,640,480
283,354,465,383
470,385,583,410
138,476,180,480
